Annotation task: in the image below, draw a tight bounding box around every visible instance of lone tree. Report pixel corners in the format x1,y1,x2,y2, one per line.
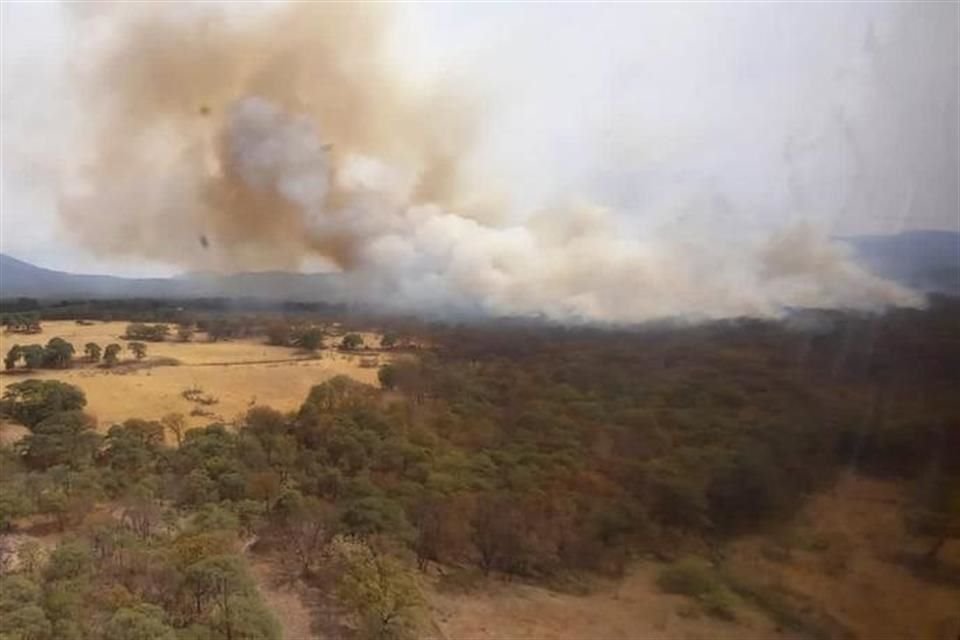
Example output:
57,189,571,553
161,412,187,448
378,364,397,390
43,337,75,369
0,379,86,428
1,312,41,334
294,327,324,351
84,342,102,362
19,410,101,470
380,333,398,349
268,491,336,574
176,324,194,342
128,342,148,360
266,322,291,346
4,345,21,370
341,333,364,351
330,535,423,640
906,462,960,564
182,554,280,640
103,343,123,367
21,345,45,370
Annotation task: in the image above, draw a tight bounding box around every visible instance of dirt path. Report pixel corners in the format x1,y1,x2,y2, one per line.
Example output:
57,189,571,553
187,356,321,367
249,559,320,640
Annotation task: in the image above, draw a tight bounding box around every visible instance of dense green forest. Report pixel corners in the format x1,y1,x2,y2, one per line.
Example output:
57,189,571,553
1,297,958,639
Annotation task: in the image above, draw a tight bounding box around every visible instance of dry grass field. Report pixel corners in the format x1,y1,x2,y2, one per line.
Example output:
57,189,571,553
424,567,790,640
0,321,385,435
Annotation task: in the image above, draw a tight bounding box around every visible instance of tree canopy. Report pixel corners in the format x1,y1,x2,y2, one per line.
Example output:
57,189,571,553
1,380,87,428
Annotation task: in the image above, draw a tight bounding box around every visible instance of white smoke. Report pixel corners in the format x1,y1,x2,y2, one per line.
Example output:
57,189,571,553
224,97,332,210
224,95,922,322
3,3,943,323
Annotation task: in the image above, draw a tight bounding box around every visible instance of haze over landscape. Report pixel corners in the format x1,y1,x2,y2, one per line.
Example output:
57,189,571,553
2,3,957,321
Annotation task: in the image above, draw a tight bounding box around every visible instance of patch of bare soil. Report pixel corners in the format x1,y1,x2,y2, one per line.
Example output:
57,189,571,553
247,551,361,640
726,472,960,640
0,420,29,446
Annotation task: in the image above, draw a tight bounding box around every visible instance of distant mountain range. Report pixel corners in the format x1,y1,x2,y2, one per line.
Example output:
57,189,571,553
838,230,959,294
0,254,345,301
1,230,957,301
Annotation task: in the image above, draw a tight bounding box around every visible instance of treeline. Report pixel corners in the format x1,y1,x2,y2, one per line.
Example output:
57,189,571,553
0,297,423,345
0,297,349,322
1,312,42,334
265,323,377,352
4,339,149,371
4,339,77,371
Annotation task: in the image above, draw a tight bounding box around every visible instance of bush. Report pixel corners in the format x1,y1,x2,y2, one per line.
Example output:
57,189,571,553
657,557,739,620
293,327,324,351
721,572,834,639
341,333,364,351
656,557,718,597
700,587,738,620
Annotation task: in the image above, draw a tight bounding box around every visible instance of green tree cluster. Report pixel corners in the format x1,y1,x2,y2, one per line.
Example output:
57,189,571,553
1,312,42,334
4,338,77,371
123,324,169,342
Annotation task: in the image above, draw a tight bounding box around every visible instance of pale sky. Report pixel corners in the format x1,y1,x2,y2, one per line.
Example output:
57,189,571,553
2,2,958,277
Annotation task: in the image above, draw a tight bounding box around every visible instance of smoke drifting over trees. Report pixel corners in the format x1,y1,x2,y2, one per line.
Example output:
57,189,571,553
19,3,956,321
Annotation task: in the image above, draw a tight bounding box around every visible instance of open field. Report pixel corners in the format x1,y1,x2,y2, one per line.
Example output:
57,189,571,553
1,321,385,433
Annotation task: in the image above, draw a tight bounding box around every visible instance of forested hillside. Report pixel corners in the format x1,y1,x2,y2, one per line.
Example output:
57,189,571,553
1,298,958,639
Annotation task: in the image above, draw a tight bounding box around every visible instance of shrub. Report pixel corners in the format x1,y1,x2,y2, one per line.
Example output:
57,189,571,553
700,587,738,620
656,557,719,597
341,333,364,351
657,557,739,620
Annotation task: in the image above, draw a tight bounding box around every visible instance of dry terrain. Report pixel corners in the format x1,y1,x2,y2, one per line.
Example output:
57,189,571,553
1,321,385,434
3,323,957,640
727,473,960,640
424,567,789,640
421,474,959,640
245,474,959,640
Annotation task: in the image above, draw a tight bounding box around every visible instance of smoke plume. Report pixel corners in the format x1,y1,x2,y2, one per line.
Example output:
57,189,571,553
51,3,926,322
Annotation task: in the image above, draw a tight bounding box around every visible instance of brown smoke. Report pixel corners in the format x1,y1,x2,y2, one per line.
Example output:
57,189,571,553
48,3,924,321
59,3,472,271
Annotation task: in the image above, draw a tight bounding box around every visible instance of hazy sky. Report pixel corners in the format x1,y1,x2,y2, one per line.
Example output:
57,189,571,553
2,1,958,277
